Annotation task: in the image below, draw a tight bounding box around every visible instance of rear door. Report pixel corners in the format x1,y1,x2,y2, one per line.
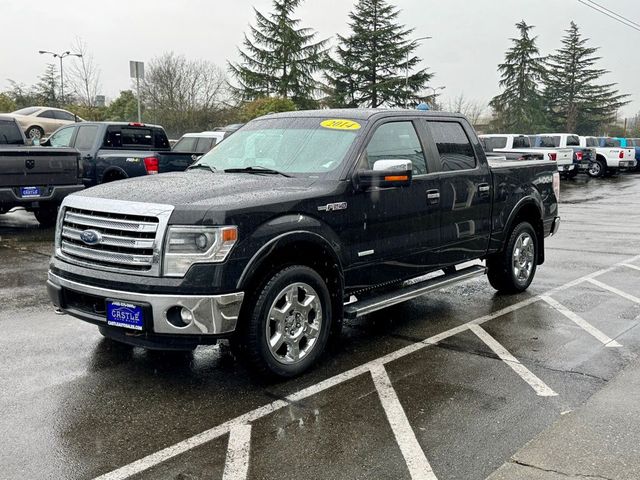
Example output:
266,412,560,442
424,119,492,266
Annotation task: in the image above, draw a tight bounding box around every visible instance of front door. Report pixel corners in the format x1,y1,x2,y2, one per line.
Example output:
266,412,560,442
344,120,441,291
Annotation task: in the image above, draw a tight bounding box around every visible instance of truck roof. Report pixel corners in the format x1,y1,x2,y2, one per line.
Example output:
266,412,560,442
78,121,165,129
261,108,467,121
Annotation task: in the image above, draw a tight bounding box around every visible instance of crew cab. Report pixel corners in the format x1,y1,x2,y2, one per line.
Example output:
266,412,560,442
0,115,83,226
43,122,197,187
171,131,227,161
579,136,636,177
528,133,595,176
479,134,574,176
47,110,561,377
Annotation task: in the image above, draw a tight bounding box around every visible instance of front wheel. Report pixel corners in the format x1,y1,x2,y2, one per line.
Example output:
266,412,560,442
487,222,538,294
243,265,332,378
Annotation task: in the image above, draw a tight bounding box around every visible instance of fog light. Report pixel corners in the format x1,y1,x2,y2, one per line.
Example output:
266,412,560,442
166,306,194,328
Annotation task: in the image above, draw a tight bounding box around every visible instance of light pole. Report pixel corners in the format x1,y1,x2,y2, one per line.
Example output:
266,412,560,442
38,50,83,105
405,36,432,109
428,86,446,110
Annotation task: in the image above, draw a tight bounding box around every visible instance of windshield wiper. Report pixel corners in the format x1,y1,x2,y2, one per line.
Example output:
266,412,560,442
224,166,293,178
187,164,218,173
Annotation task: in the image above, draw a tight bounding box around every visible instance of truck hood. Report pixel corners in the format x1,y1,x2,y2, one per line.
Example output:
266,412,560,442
74,170,324,211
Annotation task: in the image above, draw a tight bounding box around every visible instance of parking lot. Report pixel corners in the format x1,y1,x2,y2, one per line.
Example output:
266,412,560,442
1,174,640,480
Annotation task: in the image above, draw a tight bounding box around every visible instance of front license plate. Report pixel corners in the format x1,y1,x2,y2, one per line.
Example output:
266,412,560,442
107,300,144,331
20,186,41,198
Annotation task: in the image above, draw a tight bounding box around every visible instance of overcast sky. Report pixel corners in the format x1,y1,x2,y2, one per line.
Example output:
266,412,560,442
1,0,639,117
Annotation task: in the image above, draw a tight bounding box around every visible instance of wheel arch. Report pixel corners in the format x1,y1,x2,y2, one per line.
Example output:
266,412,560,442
100,167,129,184
504,198,545,265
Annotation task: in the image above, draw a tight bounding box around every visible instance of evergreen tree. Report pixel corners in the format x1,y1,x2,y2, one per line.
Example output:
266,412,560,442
34,64,60,107
229,0,328,108
326,0,432,108
543,22,629,134
489,21,546,132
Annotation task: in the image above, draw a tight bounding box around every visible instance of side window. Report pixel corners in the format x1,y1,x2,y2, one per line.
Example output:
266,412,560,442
196,137,216,153
173,137,199,153
567,135,580,146
55,111,75,122
427,121,477,172
38,110,57,119
49,126,75,147
74,125,98,150
363,121,428,175
512,136,529,148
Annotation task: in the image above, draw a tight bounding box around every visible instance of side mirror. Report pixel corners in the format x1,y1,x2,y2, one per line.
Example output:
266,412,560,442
355,159,413,190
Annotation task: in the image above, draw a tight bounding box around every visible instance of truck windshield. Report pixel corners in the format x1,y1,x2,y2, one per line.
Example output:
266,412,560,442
196,117,363,176
0,120,23,145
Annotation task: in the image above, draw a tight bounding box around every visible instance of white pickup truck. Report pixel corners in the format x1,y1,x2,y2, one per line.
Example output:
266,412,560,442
479,134,575,176
529,134,596,177
579,136,636,177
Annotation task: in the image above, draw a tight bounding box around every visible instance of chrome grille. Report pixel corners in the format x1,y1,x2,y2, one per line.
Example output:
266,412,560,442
60,206,162,274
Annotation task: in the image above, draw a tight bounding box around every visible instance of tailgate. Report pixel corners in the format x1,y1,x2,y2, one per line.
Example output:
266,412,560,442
556,149,573,165
0,148,80,187
622,148,635,161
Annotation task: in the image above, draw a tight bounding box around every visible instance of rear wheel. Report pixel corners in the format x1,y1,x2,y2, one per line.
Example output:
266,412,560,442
34,204,59,228
588,159,606,178
242,265,332,378
487,222,538,294
26,126,44,141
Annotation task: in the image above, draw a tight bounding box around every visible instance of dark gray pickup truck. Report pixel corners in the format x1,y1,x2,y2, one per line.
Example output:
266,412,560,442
47,109,561,377
0,115,83,227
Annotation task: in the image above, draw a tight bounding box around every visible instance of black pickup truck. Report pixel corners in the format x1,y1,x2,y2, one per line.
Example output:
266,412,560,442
0,115,83,226
43,122,197,187
47,109,561,377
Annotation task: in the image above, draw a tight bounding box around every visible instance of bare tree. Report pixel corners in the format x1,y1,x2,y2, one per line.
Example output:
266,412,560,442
446,93,486,126
140,52,229,136
67,38,102,109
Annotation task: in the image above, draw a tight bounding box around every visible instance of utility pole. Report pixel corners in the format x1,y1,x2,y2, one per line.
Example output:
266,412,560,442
38,50,83,105
405,36,431,109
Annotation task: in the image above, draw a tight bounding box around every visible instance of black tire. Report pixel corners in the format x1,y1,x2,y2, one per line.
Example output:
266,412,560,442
34,204,59,228
242,265,332,378
588,159,606,178
566,168,579,179
26,126,44,141
487,222,538,294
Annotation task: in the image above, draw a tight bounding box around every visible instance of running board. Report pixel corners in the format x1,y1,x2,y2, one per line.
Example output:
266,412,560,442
344,265,486,320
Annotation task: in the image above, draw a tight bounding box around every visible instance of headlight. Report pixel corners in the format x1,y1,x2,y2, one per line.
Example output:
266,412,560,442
163,226,238,277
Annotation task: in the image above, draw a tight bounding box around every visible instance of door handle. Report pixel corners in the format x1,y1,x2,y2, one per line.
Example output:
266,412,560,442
478,184,490,193
426,189,440,205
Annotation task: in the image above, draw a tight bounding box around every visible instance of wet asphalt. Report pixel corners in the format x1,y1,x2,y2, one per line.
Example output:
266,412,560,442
1,173,639,480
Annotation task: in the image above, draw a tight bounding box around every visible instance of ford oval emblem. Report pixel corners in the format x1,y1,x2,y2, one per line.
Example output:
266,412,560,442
80,229,102,246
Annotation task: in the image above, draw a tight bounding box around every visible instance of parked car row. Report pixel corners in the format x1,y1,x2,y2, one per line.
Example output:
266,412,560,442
5,106,83,141
479,132,637,178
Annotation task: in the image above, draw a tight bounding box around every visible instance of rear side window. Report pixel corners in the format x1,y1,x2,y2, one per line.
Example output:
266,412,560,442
600,138,620,148
512,136,530,148
172,137,198,153
0,120,24,145
364,121,428,175
428,121,476,172
74,125,98,150
585,137,598,147
38,110,57,119
196,137,216,153
534,136,556,148
567,135,580,146
55,111,75,121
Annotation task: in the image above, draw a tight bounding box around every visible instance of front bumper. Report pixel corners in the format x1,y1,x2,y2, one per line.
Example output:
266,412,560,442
0,184,84,208
47,271,244,339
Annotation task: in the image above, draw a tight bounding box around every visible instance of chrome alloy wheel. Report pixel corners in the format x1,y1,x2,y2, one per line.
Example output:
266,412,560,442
512,232,535,283
265,282,323,365
589,161,602,177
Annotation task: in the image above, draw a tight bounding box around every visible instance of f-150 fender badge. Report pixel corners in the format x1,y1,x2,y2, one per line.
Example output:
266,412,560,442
318,202,348,212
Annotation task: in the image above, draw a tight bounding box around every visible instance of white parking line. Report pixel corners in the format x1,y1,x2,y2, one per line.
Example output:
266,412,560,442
222,424,252,480
371,365,438,480
93,255,640,480
541,296,622,348
587,278,640,305
469,325,558,397
622,263,640,273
